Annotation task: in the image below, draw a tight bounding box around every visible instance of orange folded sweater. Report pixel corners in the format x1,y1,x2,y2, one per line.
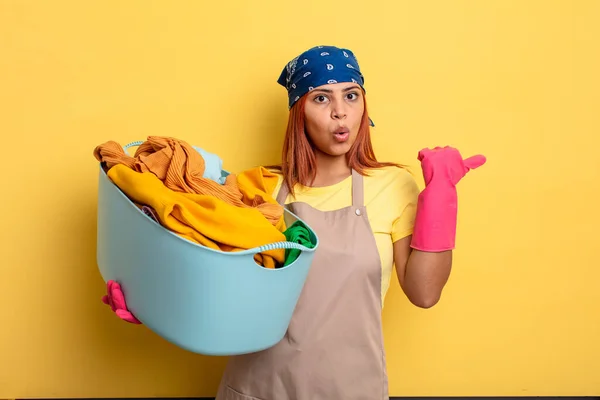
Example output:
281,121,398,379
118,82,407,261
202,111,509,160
93,136,283,227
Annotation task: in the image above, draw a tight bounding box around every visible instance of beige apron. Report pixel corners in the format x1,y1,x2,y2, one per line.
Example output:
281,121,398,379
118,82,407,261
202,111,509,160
216,170,389,400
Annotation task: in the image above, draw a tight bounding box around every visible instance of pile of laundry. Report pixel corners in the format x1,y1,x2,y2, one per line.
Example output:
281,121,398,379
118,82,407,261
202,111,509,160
93,135,315,269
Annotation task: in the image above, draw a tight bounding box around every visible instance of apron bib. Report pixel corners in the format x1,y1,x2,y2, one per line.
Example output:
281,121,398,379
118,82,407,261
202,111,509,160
216,170,389,400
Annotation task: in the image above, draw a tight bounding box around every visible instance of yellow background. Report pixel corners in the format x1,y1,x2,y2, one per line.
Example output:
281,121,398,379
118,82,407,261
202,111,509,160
1,0,599,397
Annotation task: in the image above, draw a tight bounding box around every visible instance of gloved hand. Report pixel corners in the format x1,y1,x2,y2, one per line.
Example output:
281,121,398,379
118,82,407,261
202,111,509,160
410,146,486,252
102,280,142,324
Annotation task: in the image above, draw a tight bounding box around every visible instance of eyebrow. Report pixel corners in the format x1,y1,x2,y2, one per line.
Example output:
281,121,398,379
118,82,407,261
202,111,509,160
312,85,361,94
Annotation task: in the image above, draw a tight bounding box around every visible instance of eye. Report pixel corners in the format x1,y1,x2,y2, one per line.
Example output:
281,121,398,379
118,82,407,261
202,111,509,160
346,92,359,101
314,95,328,103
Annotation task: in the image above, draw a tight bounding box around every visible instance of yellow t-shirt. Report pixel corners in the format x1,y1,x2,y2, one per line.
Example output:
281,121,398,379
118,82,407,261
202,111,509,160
270,166,420,305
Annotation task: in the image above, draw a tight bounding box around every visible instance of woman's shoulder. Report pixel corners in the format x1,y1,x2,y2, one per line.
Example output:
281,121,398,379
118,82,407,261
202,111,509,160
363,165,420,203
364,165,416,185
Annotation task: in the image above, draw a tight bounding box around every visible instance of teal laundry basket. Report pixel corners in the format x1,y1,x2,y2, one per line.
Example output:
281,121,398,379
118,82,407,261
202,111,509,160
95,142,319,356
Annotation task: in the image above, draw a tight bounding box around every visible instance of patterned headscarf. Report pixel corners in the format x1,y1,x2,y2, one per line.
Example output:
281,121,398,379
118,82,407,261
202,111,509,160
277,45,374,126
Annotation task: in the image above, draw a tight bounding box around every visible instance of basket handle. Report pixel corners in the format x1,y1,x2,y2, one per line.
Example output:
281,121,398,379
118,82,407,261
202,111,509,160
253,241,315,253
123,140,144,155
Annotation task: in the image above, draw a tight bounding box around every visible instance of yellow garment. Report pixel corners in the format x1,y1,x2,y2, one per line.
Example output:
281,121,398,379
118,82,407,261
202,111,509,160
94,136,284,227
108,164,286,269
236,166,286,232
270,166,420,303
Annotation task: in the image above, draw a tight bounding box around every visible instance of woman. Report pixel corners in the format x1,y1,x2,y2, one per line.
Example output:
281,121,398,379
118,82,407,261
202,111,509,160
216,45,486,400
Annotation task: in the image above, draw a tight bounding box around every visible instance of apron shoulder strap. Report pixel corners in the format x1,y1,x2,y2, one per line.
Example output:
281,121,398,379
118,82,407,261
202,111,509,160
351,169,364,208
276,176,290,206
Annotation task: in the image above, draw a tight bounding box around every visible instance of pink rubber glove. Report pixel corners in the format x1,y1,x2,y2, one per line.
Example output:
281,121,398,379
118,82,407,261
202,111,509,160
410,146,486,252
102,280,142,324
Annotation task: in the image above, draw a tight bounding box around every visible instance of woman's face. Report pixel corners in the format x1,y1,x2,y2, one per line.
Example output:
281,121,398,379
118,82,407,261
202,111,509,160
303,82,365,158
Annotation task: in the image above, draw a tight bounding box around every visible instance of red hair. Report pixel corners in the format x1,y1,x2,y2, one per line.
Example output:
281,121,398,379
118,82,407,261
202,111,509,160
269,94,404,196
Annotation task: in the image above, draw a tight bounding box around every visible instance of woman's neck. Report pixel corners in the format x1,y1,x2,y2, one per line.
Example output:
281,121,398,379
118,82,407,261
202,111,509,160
311,152,351,187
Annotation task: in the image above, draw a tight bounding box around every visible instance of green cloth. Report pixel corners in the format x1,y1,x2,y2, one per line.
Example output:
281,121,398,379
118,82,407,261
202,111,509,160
282,221,316,267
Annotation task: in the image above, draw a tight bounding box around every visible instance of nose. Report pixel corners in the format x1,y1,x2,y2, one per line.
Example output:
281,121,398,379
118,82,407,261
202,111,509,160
331,99,347,121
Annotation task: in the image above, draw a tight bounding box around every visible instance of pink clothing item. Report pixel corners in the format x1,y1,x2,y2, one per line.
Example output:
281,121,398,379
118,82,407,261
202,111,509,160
102,280,142,324
410,146,486,252
141,205,159,222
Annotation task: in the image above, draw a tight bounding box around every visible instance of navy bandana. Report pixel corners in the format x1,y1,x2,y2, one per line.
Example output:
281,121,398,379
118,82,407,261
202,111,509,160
277,45,374,126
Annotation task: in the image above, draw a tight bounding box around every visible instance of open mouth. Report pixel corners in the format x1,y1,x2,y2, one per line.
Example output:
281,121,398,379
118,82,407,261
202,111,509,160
333,128,350,142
